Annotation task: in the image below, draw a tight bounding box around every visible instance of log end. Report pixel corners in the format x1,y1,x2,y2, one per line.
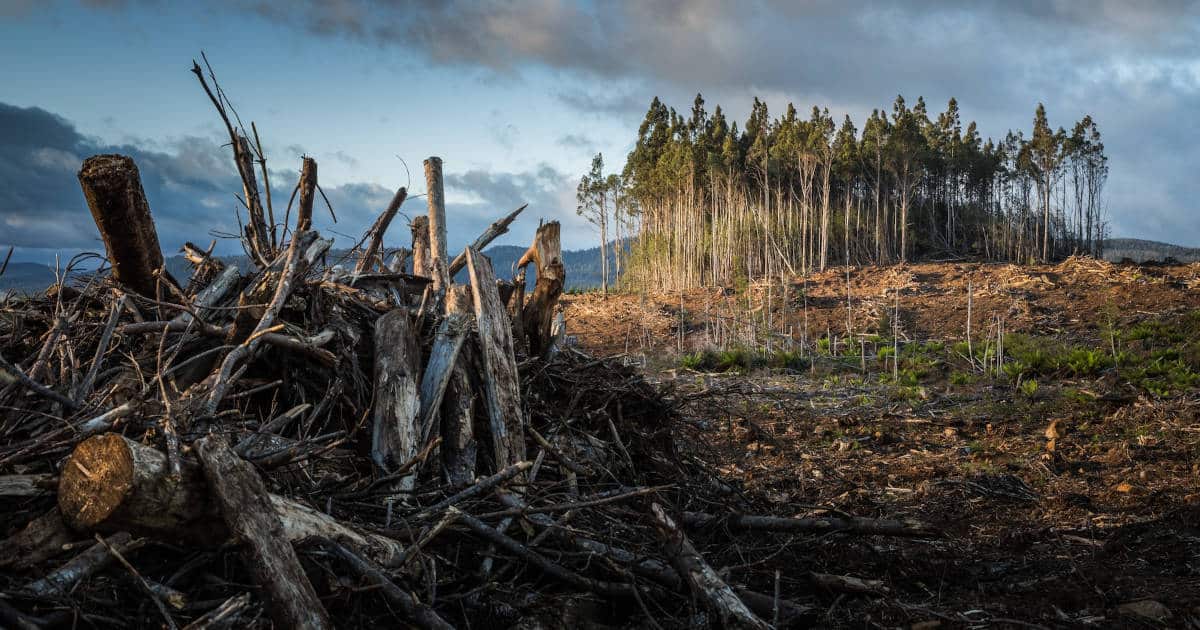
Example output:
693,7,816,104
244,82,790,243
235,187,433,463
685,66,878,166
78,153,139,183
58,433,135,531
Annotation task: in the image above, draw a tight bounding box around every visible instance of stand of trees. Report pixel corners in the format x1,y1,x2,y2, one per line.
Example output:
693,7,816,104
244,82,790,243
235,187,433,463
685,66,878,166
596,94,1108,289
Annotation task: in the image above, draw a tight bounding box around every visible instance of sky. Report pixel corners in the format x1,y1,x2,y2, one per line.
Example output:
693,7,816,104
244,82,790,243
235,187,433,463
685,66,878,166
2,0,1199,265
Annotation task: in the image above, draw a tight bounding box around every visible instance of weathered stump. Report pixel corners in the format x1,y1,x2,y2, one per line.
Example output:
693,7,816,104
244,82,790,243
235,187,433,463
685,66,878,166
78,154,173,298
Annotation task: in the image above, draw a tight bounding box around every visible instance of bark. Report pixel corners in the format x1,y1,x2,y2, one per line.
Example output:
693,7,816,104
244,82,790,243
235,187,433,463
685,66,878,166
440,285,477,486
24,531,136,597
411,216,431,278
465,247,526,468
372,309,422,483
416,312,469,444
78,154,174,299
517,221,565,357
194,435,331,630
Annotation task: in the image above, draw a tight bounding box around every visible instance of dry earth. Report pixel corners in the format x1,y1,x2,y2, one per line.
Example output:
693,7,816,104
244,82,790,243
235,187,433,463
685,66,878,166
561,259,1200,628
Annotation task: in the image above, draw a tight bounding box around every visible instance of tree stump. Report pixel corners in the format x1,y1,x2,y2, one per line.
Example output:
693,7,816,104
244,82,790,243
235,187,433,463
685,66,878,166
78,154,173,298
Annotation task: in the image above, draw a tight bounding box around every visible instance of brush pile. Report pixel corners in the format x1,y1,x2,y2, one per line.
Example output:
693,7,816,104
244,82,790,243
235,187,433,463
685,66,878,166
0,63,939,630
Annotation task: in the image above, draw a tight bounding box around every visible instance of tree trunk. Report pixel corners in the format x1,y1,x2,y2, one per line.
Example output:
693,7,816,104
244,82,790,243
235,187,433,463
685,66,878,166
411,216,431,278
465,248,526,469
372,310,422,484
518,221,565,357
424,157,450,293
78,154,175,299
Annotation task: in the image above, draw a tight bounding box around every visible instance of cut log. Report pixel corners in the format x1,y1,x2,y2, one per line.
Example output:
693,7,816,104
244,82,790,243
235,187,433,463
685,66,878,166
194,435,331,630
78,154,175,299
411,215,431,278
372,309,422,483
424,157,450,293
651,502,770,630
465,247,526,468
518,221,565,357
57,434,405,564
447,203,527,277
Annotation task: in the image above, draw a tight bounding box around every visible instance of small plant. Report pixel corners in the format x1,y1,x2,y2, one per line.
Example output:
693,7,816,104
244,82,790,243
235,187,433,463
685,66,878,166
950,371,975,386
1019,378,1039,398
679,351,706,371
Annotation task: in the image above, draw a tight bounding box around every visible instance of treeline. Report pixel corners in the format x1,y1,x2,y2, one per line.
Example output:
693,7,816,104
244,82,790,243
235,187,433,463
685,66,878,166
583,94,1109,289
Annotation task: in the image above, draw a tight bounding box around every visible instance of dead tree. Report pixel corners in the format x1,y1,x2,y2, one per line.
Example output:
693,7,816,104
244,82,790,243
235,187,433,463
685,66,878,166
465,247,526,468
424,157,450,293
372,310,422,484
440,285,477,485
411,216,432,278
78,154,175,299
518,221,565,357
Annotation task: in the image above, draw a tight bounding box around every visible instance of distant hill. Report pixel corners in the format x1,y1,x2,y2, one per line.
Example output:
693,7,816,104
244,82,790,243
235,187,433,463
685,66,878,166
1102,238,1200,263
1,241,628,295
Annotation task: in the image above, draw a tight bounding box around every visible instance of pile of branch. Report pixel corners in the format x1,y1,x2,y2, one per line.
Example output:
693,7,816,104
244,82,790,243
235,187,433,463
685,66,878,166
0,63,938,629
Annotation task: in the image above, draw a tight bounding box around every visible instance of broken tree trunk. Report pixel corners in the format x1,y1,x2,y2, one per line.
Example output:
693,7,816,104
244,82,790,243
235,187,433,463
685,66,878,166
78,154,174,299
465,247,526,468
447,203,528,277
372,309,422,484
518,221,565,357
194,435,331,630
424,157,450,293
441,285,477,486
57,433,405,564
355,185,407,275
411,216,431,278
417,311,469,444
651,503,770,630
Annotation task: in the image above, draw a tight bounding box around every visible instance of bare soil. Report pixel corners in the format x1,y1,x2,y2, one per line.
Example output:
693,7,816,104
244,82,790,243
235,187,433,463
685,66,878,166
562,259,1200,628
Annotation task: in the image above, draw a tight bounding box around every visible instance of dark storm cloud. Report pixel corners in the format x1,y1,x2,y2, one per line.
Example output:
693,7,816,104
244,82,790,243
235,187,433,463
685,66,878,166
0,101,584,261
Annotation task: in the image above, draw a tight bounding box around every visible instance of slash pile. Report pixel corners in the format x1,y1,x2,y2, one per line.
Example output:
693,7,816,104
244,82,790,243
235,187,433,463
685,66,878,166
0,64,937,629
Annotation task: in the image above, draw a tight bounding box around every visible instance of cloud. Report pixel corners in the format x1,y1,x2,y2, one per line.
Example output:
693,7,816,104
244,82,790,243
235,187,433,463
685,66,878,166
0,101,591,263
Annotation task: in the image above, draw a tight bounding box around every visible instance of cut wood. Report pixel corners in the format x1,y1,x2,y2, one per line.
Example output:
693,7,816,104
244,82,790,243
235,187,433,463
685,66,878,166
424,157,450,293
195,434,331,630
78,154,175,299
57,433,405,564
411,215,431,278
517,221,565,357
651,502,770,630
465,247,526,467
372,309,422,483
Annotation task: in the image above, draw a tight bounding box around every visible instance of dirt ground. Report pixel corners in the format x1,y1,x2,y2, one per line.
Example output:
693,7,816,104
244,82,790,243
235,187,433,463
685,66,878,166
561,259,1200,628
